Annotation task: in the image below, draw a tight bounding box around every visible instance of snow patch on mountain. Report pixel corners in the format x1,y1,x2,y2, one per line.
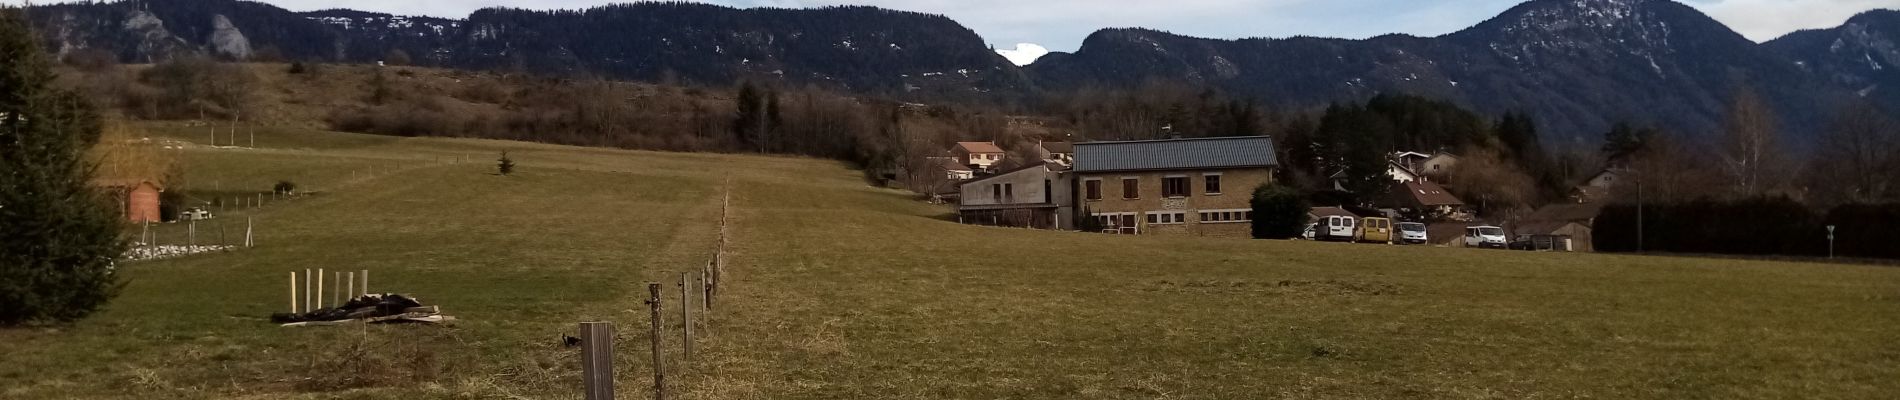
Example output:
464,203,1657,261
996,43,1049,66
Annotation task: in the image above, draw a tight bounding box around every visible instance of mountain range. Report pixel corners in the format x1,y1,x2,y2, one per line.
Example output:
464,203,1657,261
21,0,1900,144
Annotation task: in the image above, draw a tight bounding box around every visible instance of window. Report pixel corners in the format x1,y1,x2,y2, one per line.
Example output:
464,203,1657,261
1204,174,1223,194
1197,209,1253,224
1163,176,1190,198
1122,178,1139,199
1004,183,1013,200
1085,179,1102,201
991,184,1001,202
1147,211,1187,225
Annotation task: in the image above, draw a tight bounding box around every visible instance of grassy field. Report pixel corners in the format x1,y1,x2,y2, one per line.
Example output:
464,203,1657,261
3,125,1897,399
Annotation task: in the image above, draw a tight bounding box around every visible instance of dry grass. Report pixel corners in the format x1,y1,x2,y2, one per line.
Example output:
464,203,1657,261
3,124,1898,399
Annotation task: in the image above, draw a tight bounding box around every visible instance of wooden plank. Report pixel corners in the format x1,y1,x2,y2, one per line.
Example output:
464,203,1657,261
580,322,615,400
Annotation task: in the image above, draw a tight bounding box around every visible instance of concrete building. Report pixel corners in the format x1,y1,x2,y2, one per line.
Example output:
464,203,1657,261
1072,136,1278,237
957,162,1073,229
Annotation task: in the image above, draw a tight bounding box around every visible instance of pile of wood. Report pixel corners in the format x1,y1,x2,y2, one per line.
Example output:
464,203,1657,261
270,294,456,327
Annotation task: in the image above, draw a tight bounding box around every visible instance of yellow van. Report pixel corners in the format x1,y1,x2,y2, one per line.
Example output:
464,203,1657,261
1359,217,1394,244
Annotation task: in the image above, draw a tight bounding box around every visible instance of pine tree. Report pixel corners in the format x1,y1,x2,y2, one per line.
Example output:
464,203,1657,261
0,9,126,325
497,151,515,175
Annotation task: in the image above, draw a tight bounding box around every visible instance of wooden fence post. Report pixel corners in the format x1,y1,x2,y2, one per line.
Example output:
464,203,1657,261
303,268,312,313
288,271,298,314
315,268,324,310
646,283,666,400
580,322,615,400
361,270,369,296
680,273,693,363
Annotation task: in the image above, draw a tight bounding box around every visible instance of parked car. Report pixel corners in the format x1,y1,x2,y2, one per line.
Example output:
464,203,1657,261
181,207,212,221
1317,215,1357,241
1359,217,1394,244
1509,234,1537,250
1397,222,1428,244
1464,225,1508,249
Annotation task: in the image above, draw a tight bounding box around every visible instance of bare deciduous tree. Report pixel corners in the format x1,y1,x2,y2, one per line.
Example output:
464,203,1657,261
1808,101,1900,205
1718,86,1793,198
1446,147,1538,217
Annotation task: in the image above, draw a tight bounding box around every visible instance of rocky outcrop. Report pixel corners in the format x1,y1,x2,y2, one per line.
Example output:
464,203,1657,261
206,14,251,59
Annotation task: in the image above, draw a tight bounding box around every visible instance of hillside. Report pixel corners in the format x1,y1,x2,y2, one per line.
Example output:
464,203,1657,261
26,0,1026,100
1030,0,1845,143
1765,10,1900,108
3,125,1899,398
21,0,1900,142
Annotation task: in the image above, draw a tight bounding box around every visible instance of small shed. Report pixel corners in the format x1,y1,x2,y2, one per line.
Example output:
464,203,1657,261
93,179,164,223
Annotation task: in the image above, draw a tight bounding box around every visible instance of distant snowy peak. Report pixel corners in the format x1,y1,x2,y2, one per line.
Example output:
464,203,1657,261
996,43,1049,66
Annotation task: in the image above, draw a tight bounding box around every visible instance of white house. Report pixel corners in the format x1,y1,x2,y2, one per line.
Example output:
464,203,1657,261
934,158,975,181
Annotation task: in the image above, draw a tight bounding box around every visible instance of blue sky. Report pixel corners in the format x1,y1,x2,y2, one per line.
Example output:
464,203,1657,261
12,0,1897,63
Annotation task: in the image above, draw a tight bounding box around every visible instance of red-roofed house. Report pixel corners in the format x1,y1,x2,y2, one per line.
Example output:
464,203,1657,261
953,142,1005,171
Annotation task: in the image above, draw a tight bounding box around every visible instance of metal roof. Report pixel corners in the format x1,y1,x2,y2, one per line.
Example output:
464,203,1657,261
1072,136,1278,173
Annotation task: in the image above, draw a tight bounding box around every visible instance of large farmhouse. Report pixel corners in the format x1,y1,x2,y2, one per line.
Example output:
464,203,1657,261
1071,136,1278,237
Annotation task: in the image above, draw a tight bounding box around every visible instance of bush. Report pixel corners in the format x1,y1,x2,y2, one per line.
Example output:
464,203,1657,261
274,181,298,195
1251,184,1310,239
497,151,515,175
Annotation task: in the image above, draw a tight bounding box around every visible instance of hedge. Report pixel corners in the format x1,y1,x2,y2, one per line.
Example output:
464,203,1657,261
1595,199,1900,259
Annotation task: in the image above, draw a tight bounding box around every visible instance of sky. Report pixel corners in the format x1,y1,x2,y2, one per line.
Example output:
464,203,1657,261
10,0,1898,65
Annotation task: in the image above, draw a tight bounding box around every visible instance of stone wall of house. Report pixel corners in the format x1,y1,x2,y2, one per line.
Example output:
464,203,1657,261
1076,167,1274,238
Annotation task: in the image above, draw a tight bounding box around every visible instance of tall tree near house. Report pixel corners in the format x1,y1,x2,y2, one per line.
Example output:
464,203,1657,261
0,8,126,325
1601,122,1658,167
1719,86,1789,198
1316,103,1395,201
1808,101,1900,205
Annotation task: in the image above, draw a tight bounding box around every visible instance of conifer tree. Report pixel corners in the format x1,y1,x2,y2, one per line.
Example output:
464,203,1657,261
497,151,515,175
0,8,126,325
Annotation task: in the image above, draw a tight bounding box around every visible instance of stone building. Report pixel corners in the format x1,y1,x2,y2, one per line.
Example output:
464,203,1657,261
1072,136,1278,237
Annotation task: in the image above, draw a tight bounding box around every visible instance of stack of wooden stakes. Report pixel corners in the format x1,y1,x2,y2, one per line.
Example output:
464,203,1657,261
287,268,370,315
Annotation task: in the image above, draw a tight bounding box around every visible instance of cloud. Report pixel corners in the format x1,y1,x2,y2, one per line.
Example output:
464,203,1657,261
995,43,1049,66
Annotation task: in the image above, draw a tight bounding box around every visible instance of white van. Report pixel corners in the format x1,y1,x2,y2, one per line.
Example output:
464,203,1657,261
1318,215,1358,241
1464,226,1508,249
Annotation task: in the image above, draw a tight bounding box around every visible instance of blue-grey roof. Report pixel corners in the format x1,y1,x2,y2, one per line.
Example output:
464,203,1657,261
1072,136,1278,173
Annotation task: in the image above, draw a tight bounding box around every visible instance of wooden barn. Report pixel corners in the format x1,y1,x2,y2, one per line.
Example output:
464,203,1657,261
93,179,164,223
